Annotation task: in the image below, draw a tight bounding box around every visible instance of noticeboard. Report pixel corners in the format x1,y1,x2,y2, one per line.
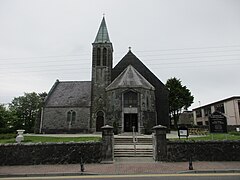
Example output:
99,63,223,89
178,125,189,139
209,111,227,133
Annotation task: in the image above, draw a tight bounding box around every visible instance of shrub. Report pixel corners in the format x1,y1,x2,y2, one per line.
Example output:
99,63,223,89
0,128,15,134
0,133,16,140
229,131,240,136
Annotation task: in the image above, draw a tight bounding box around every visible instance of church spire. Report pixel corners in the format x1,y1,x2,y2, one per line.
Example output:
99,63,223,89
94,17,111,43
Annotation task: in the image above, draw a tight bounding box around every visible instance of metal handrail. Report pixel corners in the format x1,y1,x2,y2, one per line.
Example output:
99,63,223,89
132,126,137,156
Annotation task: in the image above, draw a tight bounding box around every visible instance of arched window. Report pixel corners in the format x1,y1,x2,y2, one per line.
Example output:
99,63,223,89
67,110,76,123
124,91,138,107
67,111,71,122
72,111,76,122
96,111,104,132
97,48,101,66
102,48,107,66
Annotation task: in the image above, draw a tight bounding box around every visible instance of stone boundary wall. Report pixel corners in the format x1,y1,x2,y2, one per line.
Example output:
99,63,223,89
0,142,102,166
166,140,240,162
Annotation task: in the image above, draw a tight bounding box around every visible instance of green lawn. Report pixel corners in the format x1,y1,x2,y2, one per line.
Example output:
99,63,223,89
0,135,101,144
170,132,240,141
0,132,239,144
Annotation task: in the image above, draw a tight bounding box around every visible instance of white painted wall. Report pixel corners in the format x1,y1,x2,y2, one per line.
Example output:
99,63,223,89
193,98,240,126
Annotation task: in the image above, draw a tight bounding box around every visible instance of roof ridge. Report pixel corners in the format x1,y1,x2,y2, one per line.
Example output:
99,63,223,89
112,50,169,91
58,80,91,83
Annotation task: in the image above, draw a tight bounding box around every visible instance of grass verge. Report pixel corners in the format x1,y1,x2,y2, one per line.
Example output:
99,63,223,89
170,132,240,141
0,135,101,144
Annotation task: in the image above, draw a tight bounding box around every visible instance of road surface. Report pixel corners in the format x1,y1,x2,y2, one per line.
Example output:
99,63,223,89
1,173,240,180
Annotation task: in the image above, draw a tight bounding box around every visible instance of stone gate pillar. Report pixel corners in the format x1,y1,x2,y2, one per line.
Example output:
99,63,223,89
101,125,114,163
152,125,167,161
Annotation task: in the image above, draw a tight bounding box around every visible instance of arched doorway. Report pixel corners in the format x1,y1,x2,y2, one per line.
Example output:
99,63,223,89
96,111,104,132
123,91,138,132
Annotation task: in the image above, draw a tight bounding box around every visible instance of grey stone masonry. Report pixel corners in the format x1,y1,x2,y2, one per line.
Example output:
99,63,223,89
0,142,102,165
42,107,90,133
101,125,114,163
90,29,113,132
167,140,240,161
152,125,167,161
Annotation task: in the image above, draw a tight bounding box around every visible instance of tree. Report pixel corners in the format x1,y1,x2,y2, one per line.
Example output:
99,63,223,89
0,104,8,129
0,104,17,133
165,77,194,129
9,92,47,133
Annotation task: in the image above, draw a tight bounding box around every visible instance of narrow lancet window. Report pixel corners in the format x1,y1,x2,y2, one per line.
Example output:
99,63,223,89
103,48,107,66
67,110,76,123
97,48,101,66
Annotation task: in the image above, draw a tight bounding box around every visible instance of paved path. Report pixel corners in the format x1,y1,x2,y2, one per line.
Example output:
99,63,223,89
0,160,240,176
25,131,202,139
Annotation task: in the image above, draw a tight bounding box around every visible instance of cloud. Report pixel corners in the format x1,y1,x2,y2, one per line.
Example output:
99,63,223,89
0,0,240,109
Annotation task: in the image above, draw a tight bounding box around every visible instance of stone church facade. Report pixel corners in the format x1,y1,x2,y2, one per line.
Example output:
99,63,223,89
41,17,169,134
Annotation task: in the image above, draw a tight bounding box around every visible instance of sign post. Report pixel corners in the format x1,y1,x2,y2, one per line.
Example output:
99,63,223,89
178,125,189,139
209,111,228,139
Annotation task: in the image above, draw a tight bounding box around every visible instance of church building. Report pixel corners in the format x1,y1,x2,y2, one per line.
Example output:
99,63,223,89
40,17,169,134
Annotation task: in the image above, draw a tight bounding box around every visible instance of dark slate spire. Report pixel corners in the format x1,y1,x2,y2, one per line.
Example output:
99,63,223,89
94,17,111,43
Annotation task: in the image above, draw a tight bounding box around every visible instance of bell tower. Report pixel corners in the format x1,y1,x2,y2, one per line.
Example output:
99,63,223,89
90,17,113,132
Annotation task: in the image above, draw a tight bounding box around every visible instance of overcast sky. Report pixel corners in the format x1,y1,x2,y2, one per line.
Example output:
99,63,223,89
0,0,240,109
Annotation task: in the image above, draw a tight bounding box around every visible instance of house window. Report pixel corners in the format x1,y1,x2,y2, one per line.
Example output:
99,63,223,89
124,91,138,107
67,110,76,123
204,106,211,116
197,122,203,125
97,48,101,66
196,109,202,118
214,103,225,113
103,48,107,66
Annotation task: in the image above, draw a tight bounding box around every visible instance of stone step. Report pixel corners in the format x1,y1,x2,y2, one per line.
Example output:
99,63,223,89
114,152,153,155
114,153,153,157
114,147,153,157
115,142,152,146
114,137,153,157
115,137,152,140
115,139,152,142
114,154,153,157
114,149,153,152
114,145,152,149
115,138,152,145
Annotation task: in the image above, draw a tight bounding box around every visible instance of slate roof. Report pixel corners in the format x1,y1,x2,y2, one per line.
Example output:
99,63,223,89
44,80,91,107
94,17,111,43
106,65,155,91
112,50,168,89
192,96,240,110
112,50,170,127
